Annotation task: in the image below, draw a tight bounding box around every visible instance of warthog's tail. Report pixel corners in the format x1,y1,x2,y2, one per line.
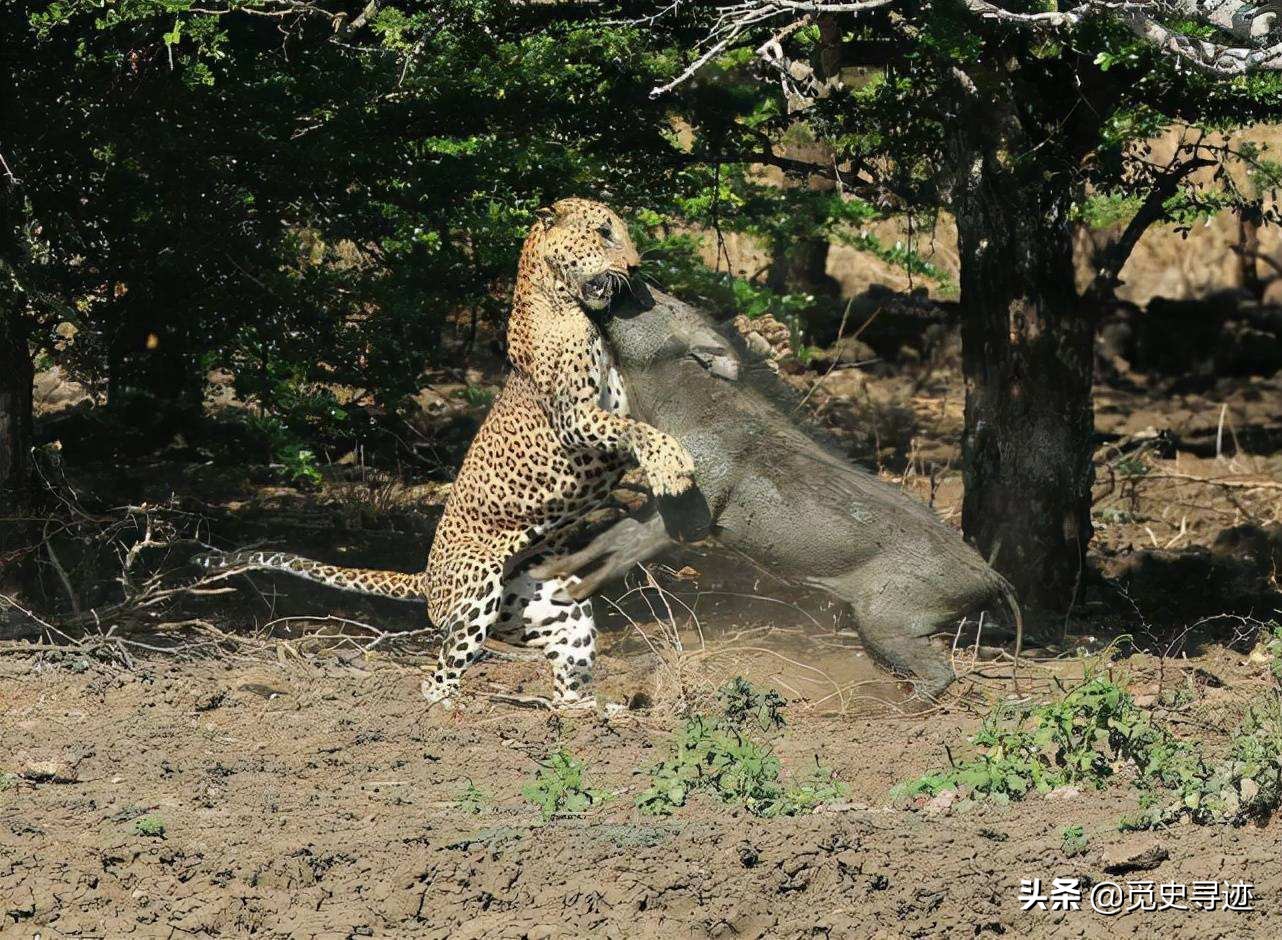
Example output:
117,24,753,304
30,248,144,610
194,550,426,601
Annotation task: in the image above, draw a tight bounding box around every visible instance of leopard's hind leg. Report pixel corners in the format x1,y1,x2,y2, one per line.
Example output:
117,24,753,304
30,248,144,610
494,566,597,706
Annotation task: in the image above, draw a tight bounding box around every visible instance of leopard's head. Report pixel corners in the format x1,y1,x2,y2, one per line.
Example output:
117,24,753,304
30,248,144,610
521,198,639,311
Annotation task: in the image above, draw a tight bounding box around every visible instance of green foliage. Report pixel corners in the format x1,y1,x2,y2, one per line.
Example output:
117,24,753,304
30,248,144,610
459,386,496,408
637,714,779,816
718,675,787,732
835,229,954,290
638,677,845,818
1073,193,1144,230
894,677,1143,801
636,174,948,343
1119,692,1282,829
133,814,166,838
278,446,323,487
797,4,1282,260
14,0,796,461
1114,456,1150,480
241,414,324,486
777,760,850,817
638,230,813,322
896,673,1282,829
1265,621,1282,686
10,0,1282,494
522,751,608,821
1096,507,1138,526
1060,824,1088,858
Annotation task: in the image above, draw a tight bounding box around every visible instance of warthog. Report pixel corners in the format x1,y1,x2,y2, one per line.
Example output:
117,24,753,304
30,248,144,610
534,286,1020,698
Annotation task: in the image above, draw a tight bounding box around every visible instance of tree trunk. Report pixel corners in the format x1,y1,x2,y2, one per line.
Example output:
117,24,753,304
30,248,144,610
0,309,32,500
952,148,1096,616
1236,202,1263,301
767,15,843,309
0,305,35,592
767,236,839,298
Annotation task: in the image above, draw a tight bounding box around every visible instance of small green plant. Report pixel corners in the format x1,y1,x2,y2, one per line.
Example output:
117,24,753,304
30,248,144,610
894,677,1145,802
0,773,15,793
522,751,607,821
242,412,326,486
277,443,322,486
777,760,849,816
134,815,166,838
897,673,1282,829
795,344,822,366
456,780,491,816
1061,824,1088,858
637,714,778,816
1264,621,1282,686
1113,457,1150,478
718,676,786,731
638,678,845,818
1114,456,1150,511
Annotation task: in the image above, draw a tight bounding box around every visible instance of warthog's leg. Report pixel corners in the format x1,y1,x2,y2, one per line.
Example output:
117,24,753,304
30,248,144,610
855,615,956,701
819,572,958,700
529,490,711,600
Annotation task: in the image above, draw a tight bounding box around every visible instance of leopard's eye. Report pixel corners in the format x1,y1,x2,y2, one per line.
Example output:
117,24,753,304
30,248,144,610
597,224,612,240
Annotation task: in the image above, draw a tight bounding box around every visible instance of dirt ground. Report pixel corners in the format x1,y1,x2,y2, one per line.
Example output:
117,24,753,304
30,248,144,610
3,641,1281,939
6,309,1282,937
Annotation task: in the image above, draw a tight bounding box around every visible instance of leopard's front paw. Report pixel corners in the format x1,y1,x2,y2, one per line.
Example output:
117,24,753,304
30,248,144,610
642,437,695,497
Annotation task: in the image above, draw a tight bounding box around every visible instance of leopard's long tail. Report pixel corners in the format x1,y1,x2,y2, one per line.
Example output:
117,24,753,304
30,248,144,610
194,550,426,602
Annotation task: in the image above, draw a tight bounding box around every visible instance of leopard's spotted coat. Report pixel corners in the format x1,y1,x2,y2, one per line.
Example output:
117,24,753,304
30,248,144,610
199,199,694,707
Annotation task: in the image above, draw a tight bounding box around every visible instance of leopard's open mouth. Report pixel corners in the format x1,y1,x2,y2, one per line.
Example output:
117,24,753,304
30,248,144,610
580,273,613,308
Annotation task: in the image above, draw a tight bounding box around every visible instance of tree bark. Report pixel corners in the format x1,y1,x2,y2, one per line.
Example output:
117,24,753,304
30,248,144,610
0,4,35,593
766,236,839,299
765,15,844,326
0,305,35,591
951,142,1096,616
1,169,33,525
1236,201,1263,300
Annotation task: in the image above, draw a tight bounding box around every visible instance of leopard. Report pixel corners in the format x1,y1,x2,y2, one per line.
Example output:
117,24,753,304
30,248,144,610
197,198,694,709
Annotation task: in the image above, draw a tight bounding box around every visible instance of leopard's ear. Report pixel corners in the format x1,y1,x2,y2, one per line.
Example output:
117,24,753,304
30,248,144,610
535,205,557,227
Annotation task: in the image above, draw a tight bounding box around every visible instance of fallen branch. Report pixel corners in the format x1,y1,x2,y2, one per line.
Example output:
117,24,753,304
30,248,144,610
1151,470,1282,492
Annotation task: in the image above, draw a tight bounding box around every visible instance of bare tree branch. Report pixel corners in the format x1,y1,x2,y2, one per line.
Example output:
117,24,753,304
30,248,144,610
965,1,1282,75
1120,8,1282,74
1168,1,1282,42
648,0,894,97
646,0,1282,97
1088,154,1215,299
